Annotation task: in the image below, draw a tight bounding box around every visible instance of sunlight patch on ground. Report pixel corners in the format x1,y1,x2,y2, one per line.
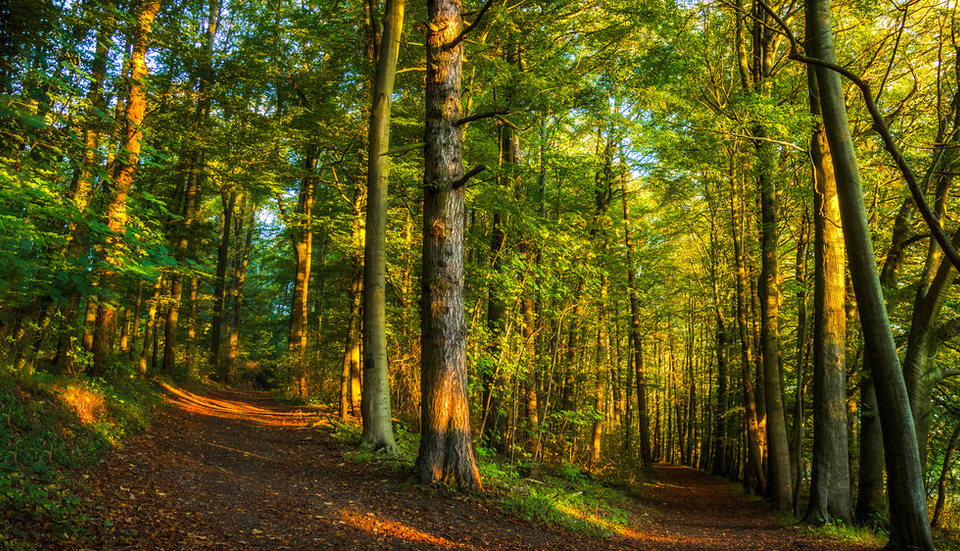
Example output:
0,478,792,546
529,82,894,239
55,383,106,424
341,510,472,548
161,384,318,427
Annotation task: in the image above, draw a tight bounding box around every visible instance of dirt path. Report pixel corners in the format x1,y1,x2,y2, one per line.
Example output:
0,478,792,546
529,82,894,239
71,386,871,550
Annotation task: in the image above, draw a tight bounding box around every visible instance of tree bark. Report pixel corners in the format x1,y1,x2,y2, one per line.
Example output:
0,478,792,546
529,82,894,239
359,0,404,452
91,0,162,377
806,0,934,547
414,0,481,489
803,68,851,523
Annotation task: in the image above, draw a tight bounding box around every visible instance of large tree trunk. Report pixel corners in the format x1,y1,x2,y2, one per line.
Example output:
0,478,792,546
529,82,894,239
414,0,481,489
806,0,934,547
359,0,403,452
803,69,851,524
91,0,162,377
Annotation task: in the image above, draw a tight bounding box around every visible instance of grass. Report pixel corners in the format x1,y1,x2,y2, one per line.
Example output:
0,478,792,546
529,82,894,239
333,418,651,539
0,372,159,550
804,519,887,548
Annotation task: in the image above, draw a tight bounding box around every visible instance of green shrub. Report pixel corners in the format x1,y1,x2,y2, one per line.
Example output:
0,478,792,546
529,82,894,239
0,373,158,549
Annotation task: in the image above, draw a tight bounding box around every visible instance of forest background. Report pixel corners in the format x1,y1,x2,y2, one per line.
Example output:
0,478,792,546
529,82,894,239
4,0,960,548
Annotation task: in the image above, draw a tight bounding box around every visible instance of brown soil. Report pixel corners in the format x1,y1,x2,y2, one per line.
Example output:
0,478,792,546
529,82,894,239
68,385,873,550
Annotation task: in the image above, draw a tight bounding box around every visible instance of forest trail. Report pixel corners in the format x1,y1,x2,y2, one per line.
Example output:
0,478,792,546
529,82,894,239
72,386,870,550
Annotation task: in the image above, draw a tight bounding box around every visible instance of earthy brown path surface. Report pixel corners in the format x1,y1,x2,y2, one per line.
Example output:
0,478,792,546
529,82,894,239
71,386,872,550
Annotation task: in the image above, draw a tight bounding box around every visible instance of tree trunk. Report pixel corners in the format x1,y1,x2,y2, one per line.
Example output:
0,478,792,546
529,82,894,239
91,0,162,377
931,423,960,527
211,190,236,382
414,0,481,489
730,160,766,494
287,150,317,395
806,0,934,547
622,164,652,467
227,203,255,380
803,71,851,523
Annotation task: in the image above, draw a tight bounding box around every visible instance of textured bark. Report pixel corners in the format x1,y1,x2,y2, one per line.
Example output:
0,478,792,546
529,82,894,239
414,0,480,489
91,0,161,376
803,75,851,523
806,0,933,547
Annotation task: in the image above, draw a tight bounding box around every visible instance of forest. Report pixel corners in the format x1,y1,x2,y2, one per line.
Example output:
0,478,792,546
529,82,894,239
3,0,960,548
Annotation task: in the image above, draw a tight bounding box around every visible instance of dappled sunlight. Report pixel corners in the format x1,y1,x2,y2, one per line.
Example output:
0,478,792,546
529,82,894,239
54,382,106,425
161,384,318,427
340,509,471,548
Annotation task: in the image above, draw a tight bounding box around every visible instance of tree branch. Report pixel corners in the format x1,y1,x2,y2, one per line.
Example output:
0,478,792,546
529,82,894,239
757,0,960,273
442,0,496,52
381,142,425,156
452,165,486,189
456,110,508,126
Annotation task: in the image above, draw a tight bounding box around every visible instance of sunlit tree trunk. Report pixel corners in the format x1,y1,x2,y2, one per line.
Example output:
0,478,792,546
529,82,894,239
803,70,850,523
287,150,317,395
415,0,481,489
91,0,162,377
806,0,933,546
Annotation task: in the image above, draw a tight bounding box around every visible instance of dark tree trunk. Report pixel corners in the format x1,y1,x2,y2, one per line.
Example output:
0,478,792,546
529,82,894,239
211,190,236,382
414,0,481,489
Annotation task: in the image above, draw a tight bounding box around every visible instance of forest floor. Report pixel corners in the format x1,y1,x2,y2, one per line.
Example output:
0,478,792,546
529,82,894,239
67,385,873,550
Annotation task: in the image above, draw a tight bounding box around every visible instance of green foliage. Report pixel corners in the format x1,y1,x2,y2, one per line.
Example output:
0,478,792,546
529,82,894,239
496,466,647,538
0,372,158,549
807,519,887,548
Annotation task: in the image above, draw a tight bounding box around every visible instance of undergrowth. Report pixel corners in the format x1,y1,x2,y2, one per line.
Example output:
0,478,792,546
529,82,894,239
334,420,650,538
0,372,159,550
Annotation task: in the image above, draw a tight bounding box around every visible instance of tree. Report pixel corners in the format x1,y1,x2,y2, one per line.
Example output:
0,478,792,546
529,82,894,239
90,0,163,377
802,0,933,546
414,0,483,490
802,61,850,525
360,0,405,453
